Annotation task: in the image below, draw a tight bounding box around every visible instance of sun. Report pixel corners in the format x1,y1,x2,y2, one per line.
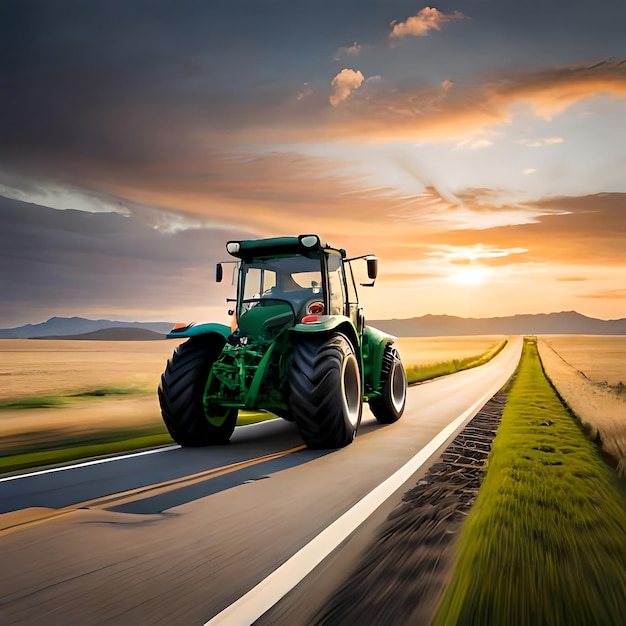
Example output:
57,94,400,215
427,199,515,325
449,267,489,287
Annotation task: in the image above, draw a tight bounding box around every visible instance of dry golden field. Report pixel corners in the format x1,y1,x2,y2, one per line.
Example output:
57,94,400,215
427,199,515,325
540,335,626,386
0,336,505,445
0,339,184,444
538,336,626,473
394,336,506,367
0,338,182,402
0,336,506,403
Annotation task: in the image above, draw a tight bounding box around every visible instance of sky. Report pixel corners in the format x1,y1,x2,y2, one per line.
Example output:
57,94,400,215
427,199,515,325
1,0,626,327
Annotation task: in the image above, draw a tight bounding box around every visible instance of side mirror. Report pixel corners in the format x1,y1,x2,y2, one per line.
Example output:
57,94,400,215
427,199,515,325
216,263,223,283
366,257,378,280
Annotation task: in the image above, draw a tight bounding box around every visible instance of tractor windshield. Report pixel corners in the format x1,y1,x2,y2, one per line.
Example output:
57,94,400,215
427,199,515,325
241,255,323,319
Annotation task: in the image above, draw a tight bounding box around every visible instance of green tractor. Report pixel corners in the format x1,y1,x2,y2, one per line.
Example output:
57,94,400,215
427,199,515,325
158,234,407,449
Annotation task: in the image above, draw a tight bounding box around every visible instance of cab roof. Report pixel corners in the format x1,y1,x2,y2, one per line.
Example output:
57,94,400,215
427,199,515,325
226,235,346,262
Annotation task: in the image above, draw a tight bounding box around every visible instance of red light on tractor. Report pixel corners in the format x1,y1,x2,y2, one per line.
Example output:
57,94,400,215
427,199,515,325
301,315,320,323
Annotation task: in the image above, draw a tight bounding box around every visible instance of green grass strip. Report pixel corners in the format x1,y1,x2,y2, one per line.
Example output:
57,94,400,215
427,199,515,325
0,396,69,409
0,386,149,410
0,433,175,474
406,339,507,385
433,338,626,626
0,411,276,475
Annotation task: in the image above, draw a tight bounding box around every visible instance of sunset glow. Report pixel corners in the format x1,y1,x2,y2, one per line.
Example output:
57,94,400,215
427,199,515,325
449,268,490,287
1,1,625,326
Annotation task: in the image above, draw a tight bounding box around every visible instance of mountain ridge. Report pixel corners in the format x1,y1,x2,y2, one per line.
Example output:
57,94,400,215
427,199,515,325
1,311,625,338
367,310,626,337
0,316,173,338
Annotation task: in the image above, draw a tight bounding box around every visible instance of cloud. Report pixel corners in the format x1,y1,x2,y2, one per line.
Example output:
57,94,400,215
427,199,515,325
441,79,454,91
0,195,256,326
581,288,626,300
519,137,564,147
330,69,365,106
523,168,537,175
390,7,465,39
334,42,362,60
288,59,626,145
454,138,493,150
440,192,626,268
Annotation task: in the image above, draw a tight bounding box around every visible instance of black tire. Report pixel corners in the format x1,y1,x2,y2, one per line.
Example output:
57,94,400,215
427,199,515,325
369,343,406,424
158,338,237,446
288,333,362,449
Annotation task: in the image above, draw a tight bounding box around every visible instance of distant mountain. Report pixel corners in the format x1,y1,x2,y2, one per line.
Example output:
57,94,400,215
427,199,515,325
367,311,626,337
0,316,173,339
33,327,167,341
2,311,625,340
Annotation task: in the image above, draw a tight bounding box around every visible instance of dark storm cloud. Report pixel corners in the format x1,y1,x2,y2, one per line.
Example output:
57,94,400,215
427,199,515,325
0,195,255,325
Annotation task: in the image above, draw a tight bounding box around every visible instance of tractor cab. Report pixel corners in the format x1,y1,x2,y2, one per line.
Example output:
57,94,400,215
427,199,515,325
217,234,374,341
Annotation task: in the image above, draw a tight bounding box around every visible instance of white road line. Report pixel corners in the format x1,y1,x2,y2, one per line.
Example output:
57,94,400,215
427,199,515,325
0,445,180,483
204,342,519,626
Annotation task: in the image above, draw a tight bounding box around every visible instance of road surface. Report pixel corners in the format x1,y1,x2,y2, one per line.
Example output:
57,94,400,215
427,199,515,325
0,337,522,625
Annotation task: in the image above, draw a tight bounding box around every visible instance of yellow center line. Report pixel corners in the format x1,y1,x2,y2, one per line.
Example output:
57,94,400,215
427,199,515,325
0,445,306,537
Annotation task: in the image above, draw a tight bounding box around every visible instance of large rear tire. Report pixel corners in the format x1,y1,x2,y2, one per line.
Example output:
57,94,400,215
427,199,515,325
369,343,406,424
288,333,362,449
158,338,238,446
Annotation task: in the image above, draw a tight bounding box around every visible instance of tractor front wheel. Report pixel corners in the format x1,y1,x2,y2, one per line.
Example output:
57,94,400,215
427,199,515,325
288,333,362,449
159,338,237,446
369,343,407,424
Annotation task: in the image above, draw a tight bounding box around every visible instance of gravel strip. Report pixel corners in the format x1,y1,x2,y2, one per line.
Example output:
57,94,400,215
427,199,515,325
313,390,508,626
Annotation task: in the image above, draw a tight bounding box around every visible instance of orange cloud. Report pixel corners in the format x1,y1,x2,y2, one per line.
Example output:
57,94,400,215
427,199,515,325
254,59,626,145
330,68,365,106
581,289,626,300
438,193,626,268
390,7,465,38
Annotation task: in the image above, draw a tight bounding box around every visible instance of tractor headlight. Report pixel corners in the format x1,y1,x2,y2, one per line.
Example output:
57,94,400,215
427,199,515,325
226,242,241,254
299,234,320,249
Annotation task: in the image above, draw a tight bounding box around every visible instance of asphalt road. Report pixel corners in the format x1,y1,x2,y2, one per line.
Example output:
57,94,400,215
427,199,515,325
0,337,522,626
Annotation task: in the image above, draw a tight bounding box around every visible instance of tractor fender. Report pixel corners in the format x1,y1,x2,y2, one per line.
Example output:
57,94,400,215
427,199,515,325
166,322,231,341
362,325,396,394
291,315,359,354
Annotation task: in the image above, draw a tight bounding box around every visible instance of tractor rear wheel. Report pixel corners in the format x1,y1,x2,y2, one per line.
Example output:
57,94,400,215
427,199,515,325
159,338,237,446
369,343,406,424
288,333,362,448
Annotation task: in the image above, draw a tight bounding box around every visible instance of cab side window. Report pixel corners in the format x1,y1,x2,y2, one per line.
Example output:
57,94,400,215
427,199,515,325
326,252,346,315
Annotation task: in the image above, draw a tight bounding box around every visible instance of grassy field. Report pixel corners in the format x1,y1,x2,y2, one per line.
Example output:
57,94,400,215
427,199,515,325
434,337,626,626
538,337,626,473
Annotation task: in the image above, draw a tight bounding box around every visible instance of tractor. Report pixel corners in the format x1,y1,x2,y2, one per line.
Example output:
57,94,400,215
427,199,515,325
158,234,407,449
